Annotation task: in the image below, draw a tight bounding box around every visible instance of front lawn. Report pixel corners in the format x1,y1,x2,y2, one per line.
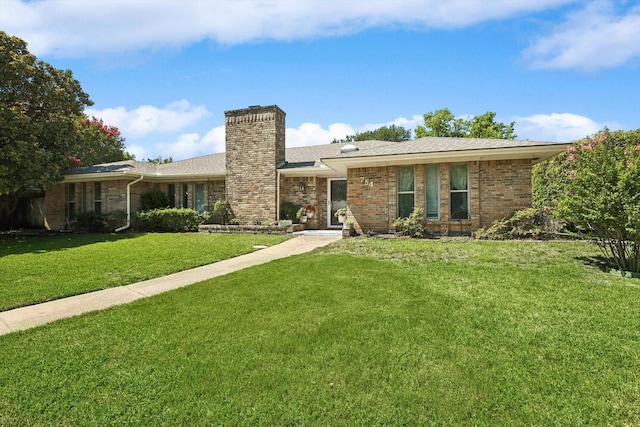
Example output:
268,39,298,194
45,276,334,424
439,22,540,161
1,239,639,425
0,233,289,311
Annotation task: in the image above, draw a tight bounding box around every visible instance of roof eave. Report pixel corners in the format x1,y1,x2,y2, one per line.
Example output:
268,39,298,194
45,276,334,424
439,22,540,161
321,144,568,169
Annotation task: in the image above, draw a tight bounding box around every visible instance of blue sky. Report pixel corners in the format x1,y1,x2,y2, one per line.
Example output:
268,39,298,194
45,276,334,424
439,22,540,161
3,0,639,160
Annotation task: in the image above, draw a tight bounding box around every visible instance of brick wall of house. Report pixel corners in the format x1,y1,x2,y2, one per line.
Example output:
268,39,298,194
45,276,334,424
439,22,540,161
347,166,392,233
44,183,66,230
280,176,323,228
344,159,532,234
478,159,532,228
225,105,285,224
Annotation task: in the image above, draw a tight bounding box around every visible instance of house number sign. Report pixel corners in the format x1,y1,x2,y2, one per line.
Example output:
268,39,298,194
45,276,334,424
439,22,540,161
359,177,374,187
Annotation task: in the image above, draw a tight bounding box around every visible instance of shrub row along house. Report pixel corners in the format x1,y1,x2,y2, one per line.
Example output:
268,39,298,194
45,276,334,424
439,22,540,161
44,105,568,234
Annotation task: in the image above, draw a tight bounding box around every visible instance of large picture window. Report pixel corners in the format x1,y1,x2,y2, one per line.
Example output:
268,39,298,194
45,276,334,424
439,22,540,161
450,164,469,220
397,166,415,218
425,164,440,220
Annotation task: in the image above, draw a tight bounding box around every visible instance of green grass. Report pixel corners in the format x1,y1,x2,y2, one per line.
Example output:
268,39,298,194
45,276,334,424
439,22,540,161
1,239,640,425
0,233,289,311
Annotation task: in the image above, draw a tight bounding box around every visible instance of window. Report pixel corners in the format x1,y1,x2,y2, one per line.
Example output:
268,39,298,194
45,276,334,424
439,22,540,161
182,184,189,208
81,182,87,213
397,166,415,218
94,182,102,213
425,164,440,220
195,183,205,213
167,184,176,208
450,164,469,220
67,183,76,221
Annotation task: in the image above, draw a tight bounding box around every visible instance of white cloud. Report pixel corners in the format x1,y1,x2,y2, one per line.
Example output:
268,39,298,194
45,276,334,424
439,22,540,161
152,125,225,161
2,0,575,57
286,122,355,147
514,112,620,142
524,1,640,71
86,100,210,139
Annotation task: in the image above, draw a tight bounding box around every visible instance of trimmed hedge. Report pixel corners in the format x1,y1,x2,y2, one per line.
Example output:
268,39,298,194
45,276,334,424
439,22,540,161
135,208,210,232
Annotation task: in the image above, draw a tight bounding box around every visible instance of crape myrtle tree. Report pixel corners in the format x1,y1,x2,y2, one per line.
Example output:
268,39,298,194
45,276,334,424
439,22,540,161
73,116,131,166
331,124,411,143
415,108,517,140
557,129,640,273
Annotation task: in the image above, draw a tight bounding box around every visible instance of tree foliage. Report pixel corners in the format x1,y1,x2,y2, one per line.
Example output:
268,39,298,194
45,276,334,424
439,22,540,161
557,129,640,273
332,124,411,143
0,31,93,195
144,156,173,164
415,108,517,140
72,116,132,166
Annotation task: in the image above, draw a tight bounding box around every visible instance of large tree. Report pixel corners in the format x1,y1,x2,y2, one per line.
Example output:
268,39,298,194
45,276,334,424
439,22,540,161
415,108,517,139
0,31,93,195
332,124,411,143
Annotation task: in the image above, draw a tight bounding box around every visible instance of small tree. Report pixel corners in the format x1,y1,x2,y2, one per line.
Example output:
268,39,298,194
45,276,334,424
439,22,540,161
414,108,516,140
332,124,411,143
559,129,640,273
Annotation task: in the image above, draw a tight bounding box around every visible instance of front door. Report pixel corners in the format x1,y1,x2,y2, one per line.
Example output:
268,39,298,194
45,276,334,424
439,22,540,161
328,179,347,228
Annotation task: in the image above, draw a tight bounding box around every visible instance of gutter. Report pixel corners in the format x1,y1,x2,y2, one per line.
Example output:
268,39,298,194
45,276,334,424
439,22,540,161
115,175,144,232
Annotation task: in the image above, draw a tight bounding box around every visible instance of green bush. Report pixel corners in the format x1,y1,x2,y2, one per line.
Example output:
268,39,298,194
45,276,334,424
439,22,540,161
140,190,170,211
280,201,302,223
135,208,209,232
393,207,426,238
213,199,232,225
476,208,555,240
76,211,108,232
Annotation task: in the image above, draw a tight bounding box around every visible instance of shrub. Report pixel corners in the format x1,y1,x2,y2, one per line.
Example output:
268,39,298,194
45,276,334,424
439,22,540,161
559,129,640,273
213,199,232,225
134,208,209,232
76,211,108,232
393,207,426,238
140,190,170,211
280,201,302,222
475,208,555,240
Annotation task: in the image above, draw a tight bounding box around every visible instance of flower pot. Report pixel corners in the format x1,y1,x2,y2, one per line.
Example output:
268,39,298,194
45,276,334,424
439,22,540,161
301,215,308,223
306,211,314,219
338,215,346,224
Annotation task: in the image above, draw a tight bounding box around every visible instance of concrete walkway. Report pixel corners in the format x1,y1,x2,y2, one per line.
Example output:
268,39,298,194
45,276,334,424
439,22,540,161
0,233,341,336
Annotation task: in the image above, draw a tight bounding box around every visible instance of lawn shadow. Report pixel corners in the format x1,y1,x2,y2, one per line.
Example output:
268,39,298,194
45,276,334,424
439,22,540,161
0,232,141,257
576,255,640,279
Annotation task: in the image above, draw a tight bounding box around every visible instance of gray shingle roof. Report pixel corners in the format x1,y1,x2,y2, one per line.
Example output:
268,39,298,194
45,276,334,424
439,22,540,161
65,138,567,179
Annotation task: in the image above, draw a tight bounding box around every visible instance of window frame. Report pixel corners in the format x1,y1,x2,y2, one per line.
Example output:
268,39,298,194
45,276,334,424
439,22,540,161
397,165,415,218
67,183,76,221
449,163,470,220
425,164,440,220
94,182,102,213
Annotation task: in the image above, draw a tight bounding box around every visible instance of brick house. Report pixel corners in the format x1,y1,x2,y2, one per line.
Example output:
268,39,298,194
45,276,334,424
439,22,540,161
44,105,568,234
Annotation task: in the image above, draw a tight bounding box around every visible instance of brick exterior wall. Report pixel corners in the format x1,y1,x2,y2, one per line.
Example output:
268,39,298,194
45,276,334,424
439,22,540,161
45,179,226,230
347,166,392,233
225,105,285,224
343,159,532,234
477,159,532,228
280,176,323,228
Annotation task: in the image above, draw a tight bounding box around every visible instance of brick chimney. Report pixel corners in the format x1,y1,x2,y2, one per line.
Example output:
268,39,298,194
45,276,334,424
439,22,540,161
224,105,286,223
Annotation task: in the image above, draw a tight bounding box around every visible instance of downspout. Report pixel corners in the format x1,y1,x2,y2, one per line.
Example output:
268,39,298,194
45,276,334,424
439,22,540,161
115,175,144,232
276,169,281,221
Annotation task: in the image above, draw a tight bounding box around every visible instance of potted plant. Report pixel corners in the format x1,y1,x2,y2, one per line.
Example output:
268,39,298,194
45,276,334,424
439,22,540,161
296,207,308,223
344,218,354,230
334,207,347,223
304,204,316,219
